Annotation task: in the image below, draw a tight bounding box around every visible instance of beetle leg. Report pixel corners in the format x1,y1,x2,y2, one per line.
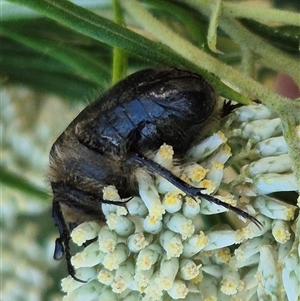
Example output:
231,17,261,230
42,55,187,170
221,100,243,117
52,201,86,282
130,152,262,229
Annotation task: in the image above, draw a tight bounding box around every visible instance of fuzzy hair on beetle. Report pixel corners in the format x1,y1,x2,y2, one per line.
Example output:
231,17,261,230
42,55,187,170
48,68,262,281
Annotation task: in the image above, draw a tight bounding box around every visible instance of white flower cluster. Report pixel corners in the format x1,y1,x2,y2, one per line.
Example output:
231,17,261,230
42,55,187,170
1,87,75,301
61,104,299,301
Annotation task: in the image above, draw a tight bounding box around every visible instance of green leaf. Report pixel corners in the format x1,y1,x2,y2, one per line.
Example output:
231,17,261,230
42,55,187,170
1,167,48,200
4,0,251,103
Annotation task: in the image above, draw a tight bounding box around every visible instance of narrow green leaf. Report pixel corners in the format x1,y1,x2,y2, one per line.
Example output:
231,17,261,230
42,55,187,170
1,167,48,200
1,24,111,85
5,0,251,103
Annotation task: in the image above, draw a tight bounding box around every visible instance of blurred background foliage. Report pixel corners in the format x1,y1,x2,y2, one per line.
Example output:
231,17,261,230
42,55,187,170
1,0,299,300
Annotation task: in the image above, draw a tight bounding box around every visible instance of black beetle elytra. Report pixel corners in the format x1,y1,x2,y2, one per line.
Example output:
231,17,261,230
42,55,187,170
49,68,261,281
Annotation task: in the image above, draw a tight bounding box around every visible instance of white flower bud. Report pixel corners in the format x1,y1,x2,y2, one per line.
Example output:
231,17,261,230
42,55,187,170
103,185,121,201
243,154,292,175
98,226,118,253
102,243,129,271
71,221,101,246
143,271,164,300
251,173,298,195
272,220,291,244
71,242,104,268
179,258,201,280
111,261,134,293
160,230,183,258
106,213,135,236
127,232,152,253
164,213,195,239
126,196,148,216
134,266,154,289
182,197,200,218
220,267,241,295
198,274,218,300
162,192,183,213
62,281,103,301
167,280,188,299
97,267,114,285
233,104,277,122
240,118,282,142
257,245,280,299
136,244,162,270
253,196,296,220
156,256,179,290
203,230,237,251
138,181,165,219
182,231,209,257
254,136,289,157
282,251,300,301
143,214,163,234
154,143,174,168
186,131,227,161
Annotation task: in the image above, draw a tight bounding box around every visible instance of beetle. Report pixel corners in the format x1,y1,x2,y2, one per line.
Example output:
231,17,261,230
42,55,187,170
49,68,261,281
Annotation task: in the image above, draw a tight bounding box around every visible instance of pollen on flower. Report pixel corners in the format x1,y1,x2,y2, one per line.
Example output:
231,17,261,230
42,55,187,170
199,179,216,194
284,208,296,220
160,230,184,258
71,252,86,269
128,232,150,252
159,277,172,290
147,214,160,226
97,269,114,285
218,192,237,206
167,280,188,299
155,143,174,167
180,172,191,185
221,278,238,295
183,163,208,183
166,241,183,258
112,277,127,293
179,259,201,280
70,227,88,246
137,255,151,270
148,203,166,219
61,276,83,293
196,231,209,247
272,220,291,243
71,221,101,246
164,192,181,206
162,192,183,213
191,271,204,284
212,161,223,170
103,185,120,201
102,244,128,270
215,248,231,264
100,238,116,253
235,227,254,243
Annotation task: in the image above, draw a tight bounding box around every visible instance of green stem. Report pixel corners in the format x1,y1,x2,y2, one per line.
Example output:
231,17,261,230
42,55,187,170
112,0,127,84
219,18,299,84
195,0,299,26
206,0,222,53
222,1,299,26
